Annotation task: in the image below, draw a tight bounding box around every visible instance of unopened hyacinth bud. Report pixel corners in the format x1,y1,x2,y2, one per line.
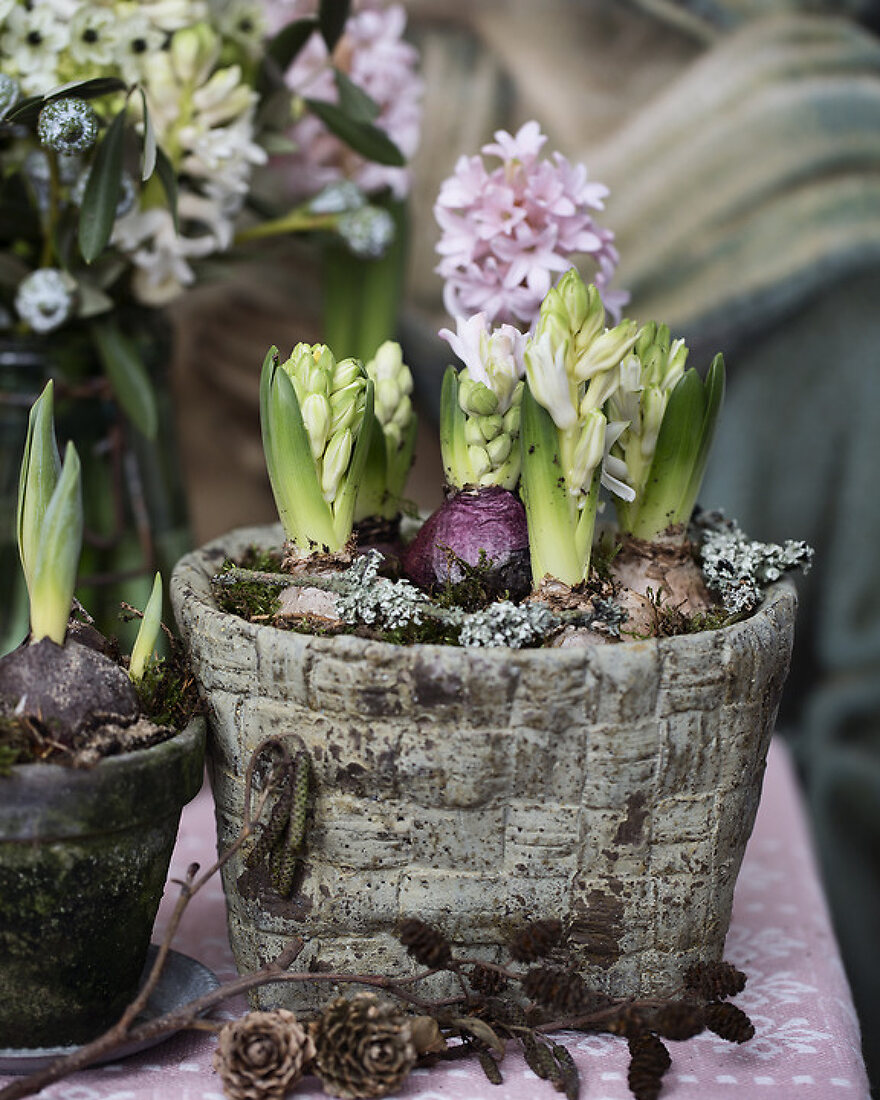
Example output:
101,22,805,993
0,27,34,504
309,180,366,215
439,312,526,490
0,74,20,120
37,98,98,155
281,343,366,504
365,341,414,450
15,269,76,334
338,205,395,259
606,320,692,519
170,21,219,85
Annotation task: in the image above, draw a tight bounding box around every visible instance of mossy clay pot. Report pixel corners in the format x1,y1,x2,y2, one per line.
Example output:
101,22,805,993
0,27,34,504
0,718,205,1048
172,525,796,1010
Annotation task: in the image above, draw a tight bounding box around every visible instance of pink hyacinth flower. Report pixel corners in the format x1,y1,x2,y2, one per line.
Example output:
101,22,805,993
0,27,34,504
266,0,422,201
435,121,627,328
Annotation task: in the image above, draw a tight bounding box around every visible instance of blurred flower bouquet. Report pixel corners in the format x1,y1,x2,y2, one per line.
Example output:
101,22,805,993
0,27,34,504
0,0,420,650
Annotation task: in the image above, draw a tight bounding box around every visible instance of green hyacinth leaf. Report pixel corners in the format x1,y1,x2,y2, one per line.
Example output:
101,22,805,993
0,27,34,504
333,378,375,544
520,386,586,586
29,441,82,645
260,347,337,550
682,353,726,518
91,317,159,439
17,381,61,590
129,571,162,682
630,367,706,539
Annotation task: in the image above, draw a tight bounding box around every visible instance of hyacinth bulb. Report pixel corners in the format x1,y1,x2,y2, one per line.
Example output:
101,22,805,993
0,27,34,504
402,486,531,602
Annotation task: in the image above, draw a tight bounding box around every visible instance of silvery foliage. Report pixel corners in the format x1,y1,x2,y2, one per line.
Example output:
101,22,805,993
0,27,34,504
694,511,813,614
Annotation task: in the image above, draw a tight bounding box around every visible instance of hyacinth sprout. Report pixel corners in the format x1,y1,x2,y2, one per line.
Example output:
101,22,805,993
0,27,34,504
128,572,163,682
355,341,417,522
438,313,525,491
520,271,639,586
608,325,725,541
260,342,375,553
17,382,83,646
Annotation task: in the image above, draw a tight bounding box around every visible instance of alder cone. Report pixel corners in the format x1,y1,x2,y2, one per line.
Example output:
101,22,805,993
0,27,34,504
213,1009,315,1100
312,992,417,1099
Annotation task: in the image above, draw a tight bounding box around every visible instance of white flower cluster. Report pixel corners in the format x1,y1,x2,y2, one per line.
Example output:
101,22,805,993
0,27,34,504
1,0,268,306
696,513,813,614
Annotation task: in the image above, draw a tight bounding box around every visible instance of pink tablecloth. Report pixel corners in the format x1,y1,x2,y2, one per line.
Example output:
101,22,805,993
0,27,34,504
4,738,870,1099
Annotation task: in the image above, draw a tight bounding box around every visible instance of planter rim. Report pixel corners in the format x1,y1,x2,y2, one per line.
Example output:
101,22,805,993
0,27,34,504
171,522,797,661
0,716,206,838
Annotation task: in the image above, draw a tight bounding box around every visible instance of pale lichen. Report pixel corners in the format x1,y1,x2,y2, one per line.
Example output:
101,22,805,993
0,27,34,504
458,601,557,649
335,552,429,631
694,512,813,615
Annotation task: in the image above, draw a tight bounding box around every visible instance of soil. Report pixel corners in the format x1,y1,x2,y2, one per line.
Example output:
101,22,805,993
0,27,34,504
0,635,178,768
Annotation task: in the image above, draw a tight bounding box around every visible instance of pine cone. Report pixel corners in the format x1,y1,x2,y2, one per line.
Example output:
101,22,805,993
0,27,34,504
469,962,508,995
398,918,452,969
683,961,747,1001
213,1009,315,1100
522,966,609,1014
627,1032,671,1100
705,1003,755,1043
651,1001,705,1041
509,919,564,962
312,992,417,1099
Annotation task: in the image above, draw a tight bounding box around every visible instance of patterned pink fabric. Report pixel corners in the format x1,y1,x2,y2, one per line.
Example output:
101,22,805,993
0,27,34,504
3,738,869,1098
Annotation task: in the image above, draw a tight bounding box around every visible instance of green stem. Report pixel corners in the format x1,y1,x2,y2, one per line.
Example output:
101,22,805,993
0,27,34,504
323,197,407,361
41,151,62,268
235,208,338,244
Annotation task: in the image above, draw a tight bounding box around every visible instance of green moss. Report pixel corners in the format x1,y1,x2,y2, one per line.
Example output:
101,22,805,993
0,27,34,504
213,555,283,620
433,550,504,613
134,650,203,730
240,544,284,573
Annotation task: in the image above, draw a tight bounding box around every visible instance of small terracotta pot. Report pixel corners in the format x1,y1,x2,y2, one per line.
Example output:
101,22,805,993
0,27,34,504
172,524,795,1009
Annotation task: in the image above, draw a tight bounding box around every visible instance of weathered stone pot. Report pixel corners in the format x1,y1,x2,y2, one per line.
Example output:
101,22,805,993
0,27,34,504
171,525,796,1008
0,718,205,1048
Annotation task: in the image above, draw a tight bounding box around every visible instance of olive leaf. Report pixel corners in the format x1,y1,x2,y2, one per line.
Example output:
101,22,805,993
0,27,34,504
304,98,404,166
137,88,157,180
91,317,159,440
78,107,126,263
319,0,350,53
333,69,380,122
4,77,126,125
259,17,318,92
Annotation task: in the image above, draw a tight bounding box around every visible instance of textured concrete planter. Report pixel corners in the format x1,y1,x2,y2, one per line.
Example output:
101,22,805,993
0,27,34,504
172,525,796,1008
0,718,205,1048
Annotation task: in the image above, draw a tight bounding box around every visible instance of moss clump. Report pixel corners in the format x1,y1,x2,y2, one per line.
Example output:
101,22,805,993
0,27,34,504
134,648,203,731
644,588,735,638
214,556,283,620
432,549,506,613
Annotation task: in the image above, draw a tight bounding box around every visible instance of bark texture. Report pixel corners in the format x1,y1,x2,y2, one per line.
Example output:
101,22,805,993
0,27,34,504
172,524,796,1010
